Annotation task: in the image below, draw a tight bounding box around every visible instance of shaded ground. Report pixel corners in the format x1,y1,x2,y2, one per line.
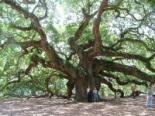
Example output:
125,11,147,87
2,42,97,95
0,95,155,116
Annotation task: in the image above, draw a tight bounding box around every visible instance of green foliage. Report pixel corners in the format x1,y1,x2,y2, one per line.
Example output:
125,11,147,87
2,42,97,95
146,0,155,4
0,0,155,98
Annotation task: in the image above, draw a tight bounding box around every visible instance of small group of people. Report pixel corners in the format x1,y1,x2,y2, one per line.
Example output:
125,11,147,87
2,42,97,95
86,83,154,107
87,87,99,102
131,83,155,108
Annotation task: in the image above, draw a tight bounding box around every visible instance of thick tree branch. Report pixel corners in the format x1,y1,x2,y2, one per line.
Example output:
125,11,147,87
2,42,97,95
69,14,93,54
0,68,29,91
99,75,124,97
111,38,155,52
2,0,46,41
101,72,148,87
90,0,108,57
2,1,79,80
93,59,155,82
102,48,155,72
0,36,41,51
10,23,33,31
32,0,48,20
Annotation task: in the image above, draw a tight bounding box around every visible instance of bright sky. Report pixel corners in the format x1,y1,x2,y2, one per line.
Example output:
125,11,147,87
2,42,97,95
51,1,78,28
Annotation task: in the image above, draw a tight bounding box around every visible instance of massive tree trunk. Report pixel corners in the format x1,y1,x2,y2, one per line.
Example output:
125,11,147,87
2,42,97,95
75,77,88,102
74,75,101,102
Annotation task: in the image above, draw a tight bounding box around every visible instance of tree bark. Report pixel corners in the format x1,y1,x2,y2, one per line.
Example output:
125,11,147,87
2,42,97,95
75,77,88,102
66,80,75,99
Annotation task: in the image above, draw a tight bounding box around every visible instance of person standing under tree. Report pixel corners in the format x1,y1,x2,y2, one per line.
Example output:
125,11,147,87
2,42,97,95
93,87,99,102
145,83,154,108
87,88,93,102
131,83,136,98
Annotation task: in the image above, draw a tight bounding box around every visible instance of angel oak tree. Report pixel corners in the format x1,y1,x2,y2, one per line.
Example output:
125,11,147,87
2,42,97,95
0,0,155,101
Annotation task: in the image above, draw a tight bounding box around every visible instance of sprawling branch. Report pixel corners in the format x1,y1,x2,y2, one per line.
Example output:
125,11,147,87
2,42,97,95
32,0,48,20
102,47,155,72
68,4,97,60
2,0,61,61
2,1,58,65
69,12,93,54
90,0,108,57
18,40,41,49
0,36,41,52
101,72,148,87
2,0,46,40
10,23,33,31
2,1,80,80
111,38,155,52
99,75,124,97
93,59,155,82
0,62,34,91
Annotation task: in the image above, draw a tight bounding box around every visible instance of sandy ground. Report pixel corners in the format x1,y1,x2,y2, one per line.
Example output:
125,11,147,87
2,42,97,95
0,95,155,116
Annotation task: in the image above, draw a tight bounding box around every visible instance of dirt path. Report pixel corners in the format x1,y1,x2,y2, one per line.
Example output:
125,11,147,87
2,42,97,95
0,95,154,116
